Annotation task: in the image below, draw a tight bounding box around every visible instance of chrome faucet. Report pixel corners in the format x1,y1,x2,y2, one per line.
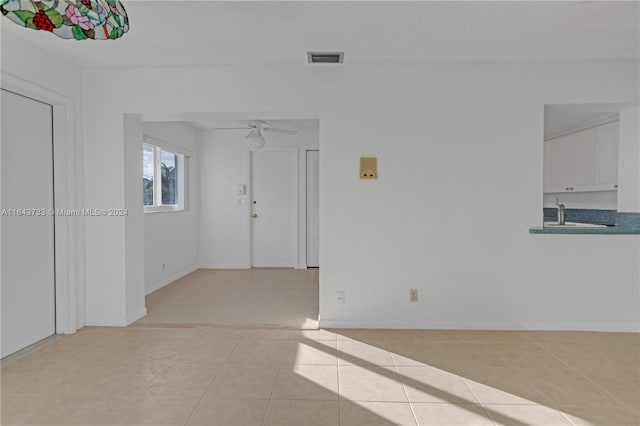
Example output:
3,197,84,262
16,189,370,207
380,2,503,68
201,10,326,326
556,198,566,225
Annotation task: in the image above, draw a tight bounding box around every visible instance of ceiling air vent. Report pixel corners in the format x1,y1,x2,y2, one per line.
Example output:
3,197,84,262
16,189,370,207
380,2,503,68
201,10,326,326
307,51,344,64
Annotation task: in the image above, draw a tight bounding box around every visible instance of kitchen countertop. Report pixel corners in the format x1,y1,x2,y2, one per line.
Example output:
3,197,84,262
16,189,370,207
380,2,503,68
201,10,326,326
532,211,640,235
529,226,640,235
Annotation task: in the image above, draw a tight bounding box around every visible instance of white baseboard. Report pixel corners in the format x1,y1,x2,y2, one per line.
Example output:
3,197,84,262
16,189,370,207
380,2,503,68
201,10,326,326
198,264,251,269
145,265,198,295
318,319,640,332
126,307,148,325
199,264,303,269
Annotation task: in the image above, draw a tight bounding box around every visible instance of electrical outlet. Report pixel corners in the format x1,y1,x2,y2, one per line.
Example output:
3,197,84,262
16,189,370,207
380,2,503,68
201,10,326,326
162,263,166,270
409,288,418,302
336,291,345,304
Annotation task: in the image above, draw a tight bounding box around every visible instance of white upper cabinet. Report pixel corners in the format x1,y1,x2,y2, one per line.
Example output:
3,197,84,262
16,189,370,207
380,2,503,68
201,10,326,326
548,134,573,193
595,121,619,190
544,121,618,193
570,128,597,191
543,139,552,193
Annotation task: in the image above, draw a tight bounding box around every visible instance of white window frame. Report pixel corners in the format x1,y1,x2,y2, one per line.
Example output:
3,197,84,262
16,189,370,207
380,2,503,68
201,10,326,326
143,141,187,213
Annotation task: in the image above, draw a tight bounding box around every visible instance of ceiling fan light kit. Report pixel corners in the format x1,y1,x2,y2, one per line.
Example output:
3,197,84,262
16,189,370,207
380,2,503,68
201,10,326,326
247,132,266,150
215,120,298,150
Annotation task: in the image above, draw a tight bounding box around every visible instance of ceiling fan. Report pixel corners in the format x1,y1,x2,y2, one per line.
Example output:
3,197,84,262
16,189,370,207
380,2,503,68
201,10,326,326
215,120,298,150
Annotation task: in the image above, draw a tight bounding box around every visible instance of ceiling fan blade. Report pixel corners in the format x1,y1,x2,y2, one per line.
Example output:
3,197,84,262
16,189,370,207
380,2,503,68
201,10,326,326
215,127,251,130
263,127,298,135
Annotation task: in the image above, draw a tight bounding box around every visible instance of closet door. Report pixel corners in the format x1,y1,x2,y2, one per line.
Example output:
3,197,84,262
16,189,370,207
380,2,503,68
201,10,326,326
1,89,56,358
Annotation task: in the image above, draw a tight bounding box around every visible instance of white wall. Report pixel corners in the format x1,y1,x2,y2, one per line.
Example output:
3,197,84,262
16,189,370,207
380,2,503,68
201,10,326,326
1,30,86,331
198,121,319,269
143,122,199,294
82,61,640,331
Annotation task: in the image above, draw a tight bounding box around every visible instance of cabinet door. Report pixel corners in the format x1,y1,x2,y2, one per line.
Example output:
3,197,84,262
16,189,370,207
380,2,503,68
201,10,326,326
571,128,597,192
549,134,572,193
595,121,618,190
543,140,552,193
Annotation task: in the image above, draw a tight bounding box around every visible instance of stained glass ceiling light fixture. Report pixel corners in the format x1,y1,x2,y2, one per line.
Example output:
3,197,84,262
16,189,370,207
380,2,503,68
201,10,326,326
0,0,129,40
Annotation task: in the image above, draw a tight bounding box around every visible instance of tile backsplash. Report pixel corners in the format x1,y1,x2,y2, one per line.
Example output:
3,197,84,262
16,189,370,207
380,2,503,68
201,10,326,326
616,212,640,230
543,208,617,226
543,208,640,229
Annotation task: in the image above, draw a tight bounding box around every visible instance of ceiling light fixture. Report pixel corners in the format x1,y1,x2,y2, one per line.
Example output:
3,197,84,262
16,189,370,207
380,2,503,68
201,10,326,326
0,0,129,40
247,130,266,150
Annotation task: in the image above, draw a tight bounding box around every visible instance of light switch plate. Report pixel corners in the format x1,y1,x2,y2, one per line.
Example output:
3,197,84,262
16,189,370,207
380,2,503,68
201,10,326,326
360,157,377,179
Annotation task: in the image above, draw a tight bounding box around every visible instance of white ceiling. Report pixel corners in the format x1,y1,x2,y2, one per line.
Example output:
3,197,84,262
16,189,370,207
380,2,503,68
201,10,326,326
2,1,639,68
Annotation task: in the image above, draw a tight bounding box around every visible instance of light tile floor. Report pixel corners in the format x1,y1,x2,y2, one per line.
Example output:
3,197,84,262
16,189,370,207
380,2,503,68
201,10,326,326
1,327,638,425
136,269,319,328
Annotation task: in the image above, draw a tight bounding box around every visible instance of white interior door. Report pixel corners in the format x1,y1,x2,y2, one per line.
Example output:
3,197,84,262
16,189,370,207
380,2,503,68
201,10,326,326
306,151,319,268
1,89,56,358
251,148,297,267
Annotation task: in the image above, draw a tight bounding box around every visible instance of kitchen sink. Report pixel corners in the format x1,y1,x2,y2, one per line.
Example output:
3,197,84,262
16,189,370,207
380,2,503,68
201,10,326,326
543,221,608,229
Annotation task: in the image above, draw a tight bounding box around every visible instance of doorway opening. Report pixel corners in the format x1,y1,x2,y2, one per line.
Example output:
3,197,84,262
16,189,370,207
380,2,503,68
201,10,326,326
541,103,637,228
135,115,320,329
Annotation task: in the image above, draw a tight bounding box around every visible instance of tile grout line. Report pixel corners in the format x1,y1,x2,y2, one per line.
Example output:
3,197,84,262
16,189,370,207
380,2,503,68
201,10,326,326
481,333,577,424
129,328,207,420
513,333,633,424
260,362,283,426
391,340,420,426
523,334,635,413
336,341,342,426
258,331,297,426
180,327,247,426
517,333,582,425
434,334,535,426
457,367,498,426
433,335,499,426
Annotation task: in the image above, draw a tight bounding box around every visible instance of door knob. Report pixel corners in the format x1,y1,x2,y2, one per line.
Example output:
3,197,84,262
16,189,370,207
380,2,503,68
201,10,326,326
252,213,258,218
